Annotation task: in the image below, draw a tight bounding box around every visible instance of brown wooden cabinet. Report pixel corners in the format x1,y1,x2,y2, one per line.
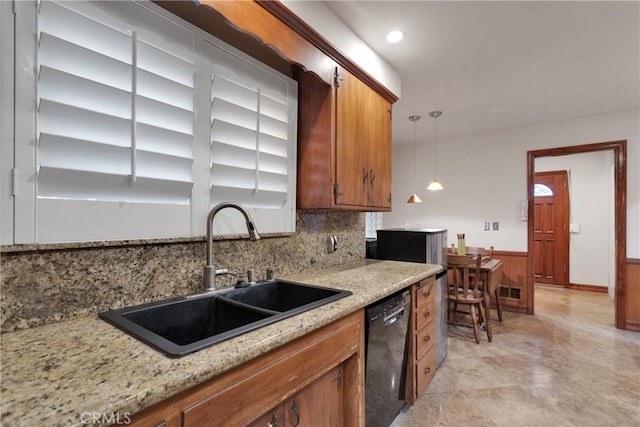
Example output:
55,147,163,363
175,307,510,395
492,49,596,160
128,311,364,427
405,277,437,403
295,65,393,211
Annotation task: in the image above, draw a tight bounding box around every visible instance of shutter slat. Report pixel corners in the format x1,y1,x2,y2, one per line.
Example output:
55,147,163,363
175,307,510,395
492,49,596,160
38,133,130,176
38,32,131,92
137,95,193,135
137,40,193,88
38,65,131,120
210,164,256,190
38,166,192,204
38,98,131,148
137,123,193,159
211,119,257,151
39,1,131,65
211,141,256,170
211,74,258,111
260,94,289,123
138,68,193,111
211,97,257,131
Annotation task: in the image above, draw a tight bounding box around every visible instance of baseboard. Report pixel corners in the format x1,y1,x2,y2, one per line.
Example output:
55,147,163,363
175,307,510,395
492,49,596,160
625,320,640,332
567,283,608,293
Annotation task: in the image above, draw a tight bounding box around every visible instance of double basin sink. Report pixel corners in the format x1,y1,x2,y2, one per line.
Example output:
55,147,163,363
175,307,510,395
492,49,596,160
99,280,351,357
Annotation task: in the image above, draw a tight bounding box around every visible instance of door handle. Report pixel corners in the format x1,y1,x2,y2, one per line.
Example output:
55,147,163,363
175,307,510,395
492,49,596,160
369,168,375,184
291,399,300,427
362,167,368,183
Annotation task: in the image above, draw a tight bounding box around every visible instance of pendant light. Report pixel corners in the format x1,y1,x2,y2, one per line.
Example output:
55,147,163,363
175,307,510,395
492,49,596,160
426,111,444,191
406,115,422,204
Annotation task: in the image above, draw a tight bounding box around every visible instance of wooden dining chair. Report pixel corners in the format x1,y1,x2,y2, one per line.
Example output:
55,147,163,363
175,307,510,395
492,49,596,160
447,254,491,343
464,246,503,322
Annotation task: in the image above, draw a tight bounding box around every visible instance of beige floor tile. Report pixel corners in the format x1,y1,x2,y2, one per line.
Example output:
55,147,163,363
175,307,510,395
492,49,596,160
391,391,497,427
390,287,640,427
463,385,576,427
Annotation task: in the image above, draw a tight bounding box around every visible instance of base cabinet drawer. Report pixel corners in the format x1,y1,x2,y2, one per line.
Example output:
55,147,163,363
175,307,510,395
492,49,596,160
415,347,436,397
406,276,437,404
415,319,435,361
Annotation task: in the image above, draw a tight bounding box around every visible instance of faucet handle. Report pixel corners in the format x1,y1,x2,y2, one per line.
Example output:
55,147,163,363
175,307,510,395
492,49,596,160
266,268,275,281
247,268,256,285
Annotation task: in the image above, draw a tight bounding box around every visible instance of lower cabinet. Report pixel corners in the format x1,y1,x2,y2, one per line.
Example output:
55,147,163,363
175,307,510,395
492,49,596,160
128,311,364,427
405,277,437,403
247,364,344,427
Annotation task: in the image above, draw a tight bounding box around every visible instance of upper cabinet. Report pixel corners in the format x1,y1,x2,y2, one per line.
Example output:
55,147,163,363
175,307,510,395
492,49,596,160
165,1,397,213
296,66,393,211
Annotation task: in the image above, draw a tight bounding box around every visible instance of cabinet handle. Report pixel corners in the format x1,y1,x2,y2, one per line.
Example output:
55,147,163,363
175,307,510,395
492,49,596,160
424,311,431,318
291,399,300,427
369,169,375,184
268,414,278,427
424,367,431,375
362,167,368,183
424,335,431,342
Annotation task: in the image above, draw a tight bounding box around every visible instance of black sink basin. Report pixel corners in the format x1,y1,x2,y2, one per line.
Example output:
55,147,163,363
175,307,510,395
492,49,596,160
99,280,351,357
225,280,348,313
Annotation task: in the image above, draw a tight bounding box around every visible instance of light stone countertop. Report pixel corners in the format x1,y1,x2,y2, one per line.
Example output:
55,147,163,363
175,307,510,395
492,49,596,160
0,260,441,427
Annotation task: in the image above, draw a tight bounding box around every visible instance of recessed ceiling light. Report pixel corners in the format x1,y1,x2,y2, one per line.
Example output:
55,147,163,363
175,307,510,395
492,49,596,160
386,30,405,43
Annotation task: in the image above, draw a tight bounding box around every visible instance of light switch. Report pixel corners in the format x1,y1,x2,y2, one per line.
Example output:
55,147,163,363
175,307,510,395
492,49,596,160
569,223,580,233
484,222,490,231
492,222,499,231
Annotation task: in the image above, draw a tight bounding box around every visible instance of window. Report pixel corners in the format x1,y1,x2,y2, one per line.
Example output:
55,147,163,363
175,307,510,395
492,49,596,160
8,0,297,244
534,183,554,197
207,42,297,235
365,212,382,238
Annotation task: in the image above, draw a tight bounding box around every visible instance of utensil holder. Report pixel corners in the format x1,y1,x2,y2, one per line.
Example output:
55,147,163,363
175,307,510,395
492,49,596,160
457,238,466,255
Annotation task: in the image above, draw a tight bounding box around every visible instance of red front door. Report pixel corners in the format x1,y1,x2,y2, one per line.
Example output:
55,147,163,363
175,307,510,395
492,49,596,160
533,171,569,286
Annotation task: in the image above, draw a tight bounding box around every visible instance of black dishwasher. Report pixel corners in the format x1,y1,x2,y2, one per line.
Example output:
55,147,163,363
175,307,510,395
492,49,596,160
365,289,411,427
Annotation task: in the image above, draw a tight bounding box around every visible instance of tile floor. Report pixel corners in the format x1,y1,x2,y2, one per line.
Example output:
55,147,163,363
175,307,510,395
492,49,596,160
391,286,640,427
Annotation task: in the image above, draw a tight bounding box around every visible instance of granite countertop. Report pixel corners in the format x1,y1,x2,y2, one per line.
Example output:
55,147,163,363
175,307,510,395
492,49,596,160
0,260,441,427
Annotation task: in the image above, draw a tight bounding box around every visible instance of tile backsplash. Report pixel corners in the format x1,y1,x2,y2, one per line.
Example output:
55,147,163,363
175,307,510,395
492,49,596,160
0,210,365,332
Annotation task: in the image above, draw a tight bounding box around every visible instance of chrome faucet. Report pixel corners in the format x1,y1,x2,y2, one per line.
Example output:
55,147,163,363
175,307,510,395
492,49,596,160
204,201,260,291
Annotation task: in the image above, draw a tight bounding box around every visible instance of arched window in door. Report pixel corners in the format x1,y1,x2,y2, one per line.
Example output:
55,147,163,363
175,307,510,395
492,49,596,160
534,183,554,197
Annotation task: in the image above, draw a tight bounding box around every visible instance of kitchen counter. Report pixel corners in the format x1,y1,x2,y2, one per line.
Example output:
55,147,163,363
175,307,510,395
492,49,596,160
0,260,440,427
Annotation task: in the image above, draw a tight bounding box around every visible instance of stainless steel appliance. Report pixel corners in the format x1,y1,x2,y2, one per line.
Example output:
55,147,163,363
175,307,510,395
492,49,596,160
375,228,448,368
365,290,411,427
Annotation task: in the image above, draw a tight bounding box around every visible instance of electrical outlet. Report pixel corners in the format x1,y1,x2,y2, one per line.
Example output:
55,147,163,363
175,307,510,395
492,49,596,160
484,222,490,231
492,222,499,231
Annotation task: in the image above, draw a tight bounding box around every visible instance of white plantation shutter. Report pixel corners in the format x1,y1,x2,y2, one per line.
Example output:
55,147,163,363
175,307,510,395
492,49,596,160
11,0,297,244
32,1,195,242
208,42,297,234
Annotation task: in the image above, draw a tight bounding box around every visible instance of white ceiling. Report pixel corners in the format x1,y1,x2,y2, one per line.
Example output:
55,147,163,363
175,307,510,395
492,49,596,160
324,1,640,144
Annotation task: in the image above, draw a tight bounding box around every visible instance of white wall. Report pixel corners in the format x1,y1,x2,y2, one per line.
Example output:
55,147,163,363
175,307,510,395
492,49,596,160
384,109,640,259
536,152,614,288
280,0,401,97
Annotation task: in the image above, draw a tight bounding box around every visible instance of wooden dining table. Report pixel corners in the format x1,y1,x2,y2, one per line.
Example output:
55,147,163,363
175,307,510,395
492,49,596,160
447,256,504,338
476,258,504,323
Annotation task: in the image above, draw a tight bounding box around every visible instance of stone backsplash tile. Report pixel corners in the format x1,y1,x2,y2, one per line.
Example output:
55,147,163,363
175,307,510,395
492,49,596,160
0,211,365,332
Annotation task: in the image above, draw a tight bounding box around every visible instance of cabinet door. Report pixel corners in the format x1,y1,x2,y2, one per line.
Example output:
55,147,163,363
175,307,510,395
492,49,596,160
247,403,285,427
285,364,345,427
366,89,392,209
334,67,368,207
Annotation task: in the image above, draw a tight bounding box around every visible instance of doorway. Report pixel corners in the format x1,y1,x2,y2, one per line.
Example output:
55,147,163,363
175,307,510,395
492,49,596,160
526,140,627,329
533,171,570,287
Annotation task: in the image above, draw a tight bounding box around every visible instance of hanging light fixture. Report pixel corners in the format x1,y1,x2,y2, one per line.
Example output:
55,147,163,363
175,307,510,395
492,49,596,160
406,115,422,203
427,111,444,191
